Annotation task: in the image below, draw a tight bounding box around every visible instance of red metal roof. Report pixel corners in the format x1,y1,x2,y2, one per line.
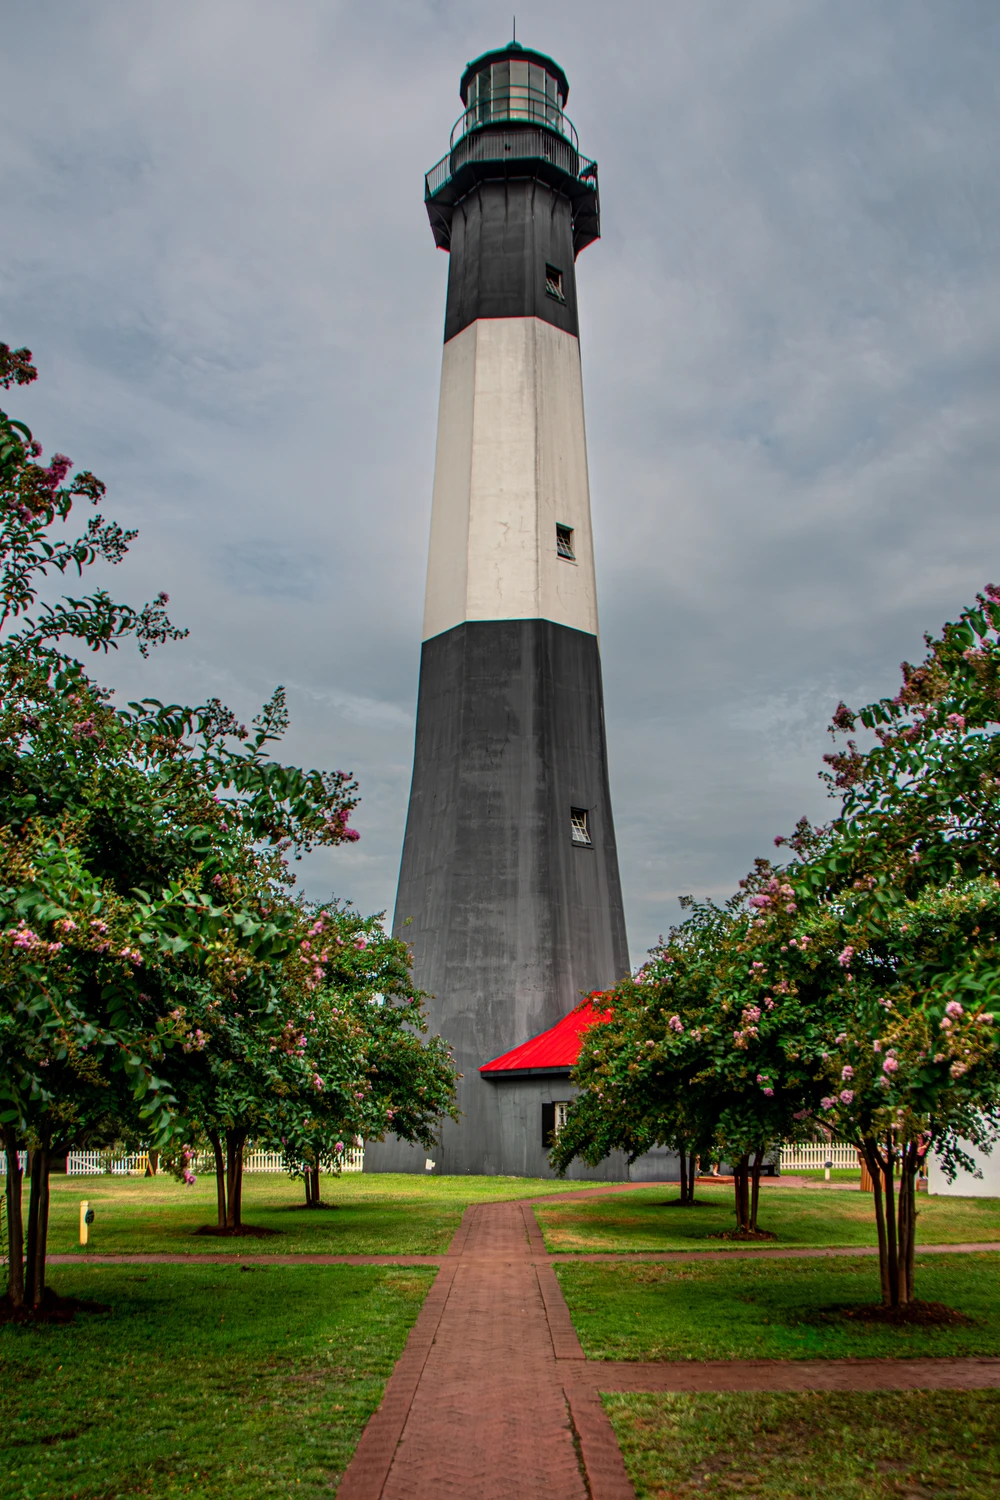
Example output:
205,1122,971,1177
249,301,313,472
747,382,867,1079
479,998,611,1074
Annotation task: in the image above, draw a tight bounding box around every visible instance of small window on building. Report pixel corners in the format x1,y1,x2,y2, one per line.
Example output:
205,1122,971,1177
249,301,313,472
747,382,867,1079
542,1101,571,1147
545,264,566,303
556,523,575,560
571,808,592,846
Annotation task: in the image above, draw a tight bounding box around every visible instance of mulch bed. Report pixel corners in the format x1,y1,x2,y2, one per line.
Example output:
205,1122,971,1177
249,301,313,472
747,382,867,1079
0,1289,110,1325
709,1228,780,1242
822,1299,975,1328
194,1224,283,1238
658,1199,717,1208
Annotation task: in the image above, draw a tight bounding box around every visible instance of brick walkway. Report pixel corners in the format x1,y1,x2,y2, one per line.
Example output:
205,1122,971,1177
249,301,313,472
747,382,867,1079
338,1200,627,1500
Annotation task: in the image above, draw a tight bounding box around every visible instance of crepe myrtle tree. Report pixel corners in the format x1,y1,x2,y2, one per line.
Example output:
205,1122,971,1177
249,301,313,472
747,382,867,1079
1,647,362,1299
179,909,457,1227
0,803,326,1307
551,890,826,1234
274,925,458,1210
759,590,1000,1307
0,342,365,1307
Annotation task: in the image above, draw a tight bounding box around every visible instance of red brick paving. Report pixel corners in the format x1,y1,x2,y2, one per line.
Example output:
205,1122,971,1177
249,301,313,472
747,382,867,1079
338,1199,632,1499
574,1356,1000,1393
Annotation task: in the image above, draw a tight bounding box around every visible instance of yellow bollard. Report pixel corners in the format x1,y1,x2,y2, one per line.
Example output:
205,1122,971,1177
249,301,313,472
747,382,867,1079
80,1200,89,1246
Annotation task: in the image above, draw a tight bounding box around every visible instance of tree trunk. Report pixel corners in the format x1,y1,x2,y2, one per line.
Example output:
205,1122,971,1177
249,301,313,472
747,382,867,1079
862,1137,891,1306
883,1132,899,1307
896,1142,919,1307
25,1145,50,1309
224,1130,246,1231
310,1164,321,1205
678,1147,689,1204
25,1150,41,1307
304,1167,313,1207
732,1155,751,1231
749,1149,764,1232
3,1127,24,1308
208,1130,227,1228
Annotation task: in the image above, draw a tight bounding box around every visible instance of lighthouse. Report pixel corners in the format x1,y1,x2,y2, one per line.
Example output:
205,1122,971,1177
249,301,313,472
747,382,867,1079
369,42,629,1177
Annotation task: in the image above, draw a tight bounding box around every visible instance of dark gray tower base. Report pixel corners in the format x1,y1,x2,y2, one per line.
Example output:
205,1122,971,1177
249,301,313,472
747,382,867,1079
367,619,629,1175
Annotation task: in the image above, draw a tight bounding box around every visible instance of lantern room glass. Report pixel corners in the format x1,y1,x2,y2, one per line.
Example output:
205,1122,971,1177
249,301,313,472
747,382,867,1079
466,59,564,133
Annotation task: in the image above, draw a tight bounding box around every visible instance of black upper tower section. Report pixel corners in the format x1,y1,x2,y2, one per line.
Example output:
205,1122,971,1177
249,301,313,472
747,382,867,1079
425,41,600,341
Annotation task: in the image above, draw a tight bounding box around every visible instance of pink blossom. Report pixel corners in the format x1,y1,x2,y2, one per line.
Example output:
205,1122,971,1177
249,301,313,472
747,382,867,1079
946,714,966,731
950,1061,968,1078
945,1001,964,1018
838,946,854,967
668,1015,684,1033
840,1090,854,1104
334,1141,344,1153
820,1096,835,1111
313,1074,324,1091
841,1065,854,1081
835,1032,848,1044
182,1169,196,1186
882,1056,899,1074
354,936,367,950
763,1087,774,1097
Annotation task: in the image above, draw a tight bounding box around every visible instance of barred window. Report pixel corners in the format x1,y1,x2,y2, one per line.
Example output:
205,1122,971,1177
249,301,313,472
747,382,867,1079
571,808,592,846
545,264,566,302
556,524,575,559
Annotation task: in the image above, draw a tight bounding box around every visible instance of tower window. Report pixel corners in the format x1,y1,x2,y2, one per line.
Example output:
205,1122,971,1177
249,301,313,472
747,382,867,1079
545,264,566,303
571,808,592,846
556,523,575,560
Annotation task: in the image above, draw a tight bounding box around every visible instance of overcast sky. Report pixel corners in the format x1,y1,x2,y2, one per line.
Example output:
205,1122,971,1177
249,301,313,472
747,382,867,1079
3,1,999,968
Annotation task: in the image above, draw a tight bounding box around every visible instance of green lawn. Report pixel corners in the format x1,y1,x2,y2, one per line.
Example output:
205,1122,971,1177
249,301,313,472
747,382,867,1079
46,1170,604,1257
784,1168,862,1182
0,1262,432,1499
557,1253,1000,1360
605,1390,1000,1500
536,1183,1000,1253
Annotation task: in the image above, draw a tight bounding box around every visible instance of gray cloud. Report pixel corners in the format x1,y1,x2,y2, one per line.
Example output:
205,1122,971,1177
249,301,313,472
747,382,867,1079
3,0,1000,966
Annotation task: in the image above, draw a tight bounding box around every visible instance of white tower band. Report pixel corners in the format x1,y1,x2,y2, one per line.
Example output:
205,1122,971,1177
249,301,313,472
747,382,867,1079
367,41,628,1176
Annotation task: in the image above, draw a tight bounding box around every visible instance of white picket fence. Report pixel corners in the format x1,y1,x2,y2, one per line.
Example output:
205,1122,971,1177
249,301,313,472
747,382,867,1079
65,1146,364,1176
780,1140,858,1172
66,1151,149,1176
